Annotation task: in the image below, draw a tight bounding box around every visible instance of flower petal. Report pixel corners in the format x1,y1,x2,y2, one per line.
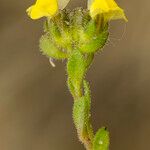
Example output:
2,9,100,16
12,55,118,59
90,0,127,22
26,0,58,19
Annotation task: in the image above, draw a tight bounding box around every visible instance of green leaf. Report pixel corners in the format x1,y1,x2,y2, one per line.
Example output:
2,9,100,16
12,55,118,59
39,35,68,59
93,127,110,150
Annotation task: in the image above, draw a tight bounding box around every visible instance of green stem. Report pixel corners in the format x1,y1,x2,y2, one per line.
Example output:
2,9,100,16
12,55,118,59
67,50,94,150
75,83,93,150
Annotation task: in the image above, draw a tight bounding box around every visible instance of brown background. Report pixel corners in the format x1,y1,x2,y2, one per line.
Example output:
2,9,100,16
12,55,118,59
0,0,150,150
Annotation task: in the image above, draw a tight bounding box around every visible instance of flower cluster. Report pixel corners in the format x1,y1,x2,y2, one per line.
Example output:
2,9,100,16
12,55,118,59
26,0,127,60
27,0,127,21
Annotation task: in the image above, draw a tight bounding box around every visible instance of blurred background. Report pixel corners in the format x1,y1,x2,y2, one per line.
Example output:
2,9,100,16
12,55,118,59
0,0,150,149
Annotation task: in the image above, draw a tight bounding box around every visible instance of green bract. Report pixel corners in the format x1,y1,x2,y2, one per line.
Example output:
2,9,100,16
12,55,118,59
93,127,109,150
40,8,109,59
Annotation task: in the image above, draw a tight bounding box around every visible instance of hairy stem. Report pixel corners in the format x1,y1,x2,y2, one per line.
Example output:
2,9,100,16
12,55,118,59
67,51,94,150
71,80,94,150
74,83,93,150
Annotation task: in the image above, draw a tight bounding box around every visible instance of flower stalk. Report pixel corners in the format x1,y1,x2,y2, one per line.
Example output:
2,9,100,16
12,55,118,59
26,0,127,149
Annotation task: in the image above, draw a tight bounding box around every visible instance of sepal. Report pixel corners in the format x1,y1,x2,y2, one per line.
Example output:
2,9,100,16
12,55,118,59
40,35,68,59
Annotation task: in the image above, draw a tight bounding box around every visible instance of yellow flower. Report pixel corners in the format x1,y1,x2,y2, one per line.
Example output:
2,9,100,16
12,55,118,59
26,0,58,19
27,0,70,20
90,0,127,22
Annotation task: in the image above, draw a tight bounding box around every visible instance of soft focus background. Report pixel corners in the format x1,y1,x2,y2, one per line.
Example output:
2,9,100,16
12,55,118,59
0,0,150,150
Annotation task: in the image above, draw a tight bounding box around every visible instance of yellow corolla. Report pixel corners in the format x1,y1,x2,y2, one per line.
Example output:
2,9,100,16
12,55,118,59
27,0,70,20
90,0,127,22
